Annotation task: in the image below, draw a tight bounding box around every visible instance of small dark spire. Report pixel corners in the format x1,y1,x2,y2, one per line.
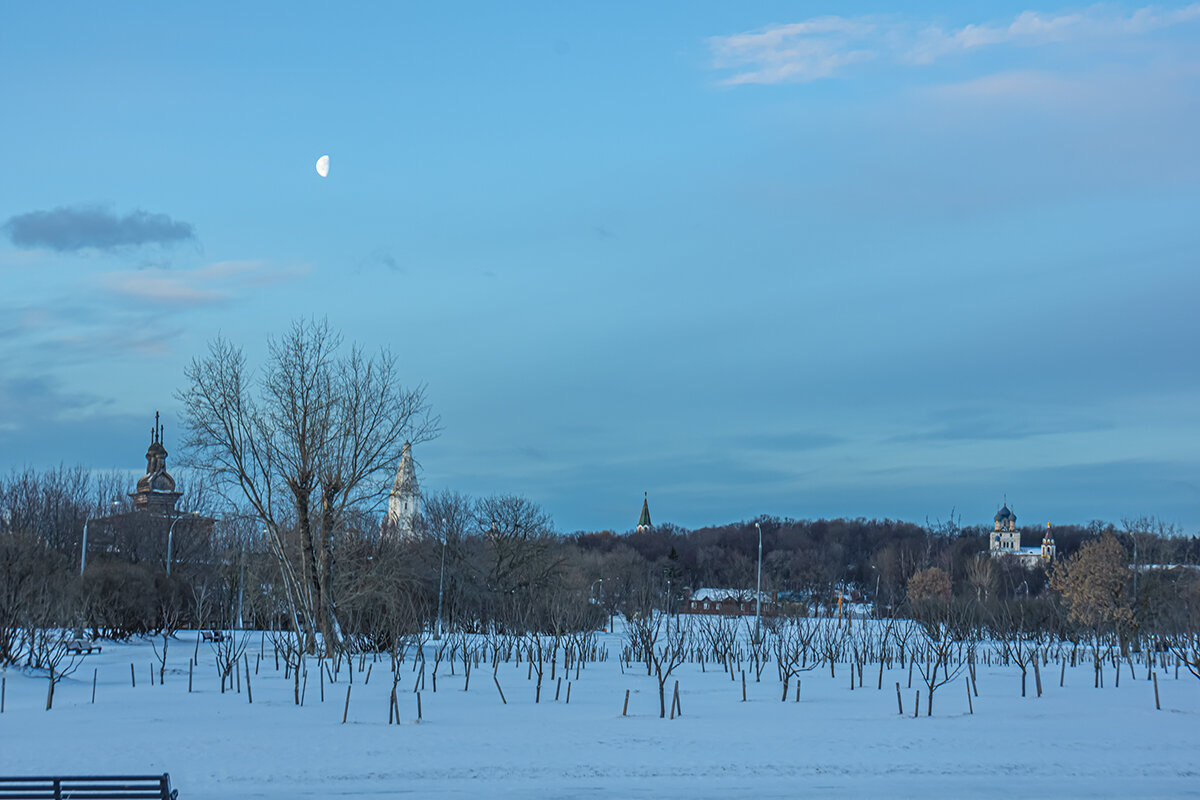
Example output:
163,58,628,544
638,493,652,530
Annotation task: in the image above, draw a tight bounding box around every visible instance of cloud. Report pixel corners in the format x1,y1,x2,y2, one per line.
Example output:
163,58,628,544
356,248,403,274
100,260,308,308
3,205,196,252
737,431,843,451
709,3,1200,85
0,373,99,427
710,16,877,85
889,408,1113,444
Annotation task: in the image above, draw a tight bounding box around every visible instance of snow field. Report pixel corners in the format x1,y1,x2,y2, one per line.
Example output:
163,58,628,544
1,625,1198,799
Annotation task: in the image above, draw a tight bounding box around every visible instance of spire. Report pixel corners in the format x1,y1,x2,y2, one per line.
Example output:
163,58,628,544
132,410,181,513
384,441,420,539
637,492,652,532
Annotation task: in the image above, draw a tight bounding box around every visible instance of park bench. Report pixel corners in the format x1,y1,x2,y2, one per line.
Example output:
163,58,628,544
0,774,177,799
200,630,224,643
64,640,102,656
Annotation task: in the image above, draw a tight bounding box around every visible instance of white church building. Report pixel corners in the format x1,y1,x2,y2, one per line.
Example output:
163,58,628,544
989,502,1056,568
382,441,422,539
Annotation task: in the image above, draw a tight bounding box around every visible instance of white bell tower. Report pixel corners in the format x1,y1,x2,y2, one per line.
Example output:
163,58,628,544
384,441,420,539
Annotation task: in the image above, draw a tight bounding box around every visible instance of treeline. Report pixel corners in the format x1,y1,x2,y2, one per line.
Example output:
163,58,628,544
2,465,1199,667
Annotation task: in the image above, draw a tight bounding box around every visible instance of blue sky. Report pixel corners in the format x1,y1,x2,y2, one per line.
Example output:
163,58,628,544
2,2,1199,533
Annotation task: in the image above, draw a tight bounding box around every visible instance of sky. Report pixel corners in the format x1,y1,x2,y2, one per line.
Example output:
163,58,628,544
2,2,1199,534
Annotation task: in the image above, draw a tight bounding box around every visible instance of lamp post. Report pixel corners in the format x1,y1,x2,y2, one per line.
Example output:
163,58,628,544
754,521,764,644
80,500,120,578
80,515,92,578
662,568,671,639
236,532,249,630
434,534,447,641
871,564,880,616
166,514,186,577
589,578,607,630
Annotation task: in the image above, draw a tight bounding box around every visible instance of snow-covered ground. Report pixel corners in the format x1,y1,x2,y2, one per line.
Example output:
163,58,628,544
1,624,1197,799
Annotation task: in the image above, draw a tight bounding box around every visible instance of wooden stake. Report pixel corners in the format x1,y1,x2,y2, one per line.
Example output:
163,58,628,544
130,663,136,688
342,685,352,724
493,674,507,705
1033,658,1042,697
741,670,747,702
245,658,253,704
1060,658,1066,688
896,681,902,715
189,661,193,693
365,664,372,685
416,691,422,722
1,676,5,712
566,682,571,704
913,690,919,718
320,665,325,702
92,669,97,704
623,688,630,716
1153,672,1161,710
965,677,973,714
555,677,562,701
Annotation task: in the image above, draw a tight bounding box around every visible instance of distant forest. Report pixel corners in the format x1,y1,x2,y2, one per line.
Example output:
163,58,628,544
2,464,1198,655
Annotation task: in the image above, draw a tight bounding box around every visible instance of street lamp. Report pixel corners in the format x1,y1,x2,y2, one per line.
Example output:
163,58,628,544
166,514,186,577
80,500,120,577
871,565,880,616
662,568,671,639
754,522,764,644
434,534,447,641
236,531,252,630
589,578,605,630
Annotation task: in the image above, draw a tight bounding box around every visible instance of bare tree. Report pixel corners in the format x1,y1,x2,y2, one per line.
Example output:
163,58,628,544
774,617,821,701
179,318,439,655
914,601,973,716
648,616,690,718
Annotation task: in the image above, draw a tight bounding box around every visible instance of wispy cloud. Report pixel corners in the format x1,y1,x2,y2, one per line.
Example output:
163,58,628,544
889,408,1113,444
355,248,403,274
100,260,308,308
737,431,843,451
3,205,196,252
709,4,1200,85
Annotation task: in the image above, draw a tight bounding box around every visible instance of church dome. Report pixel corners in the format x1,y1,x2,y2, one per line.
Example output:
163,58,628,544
995,504,1014,522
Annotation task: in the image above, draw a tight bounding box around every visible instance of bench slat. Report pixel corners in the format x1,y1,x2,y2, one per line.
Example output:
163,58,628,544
0,775,173,800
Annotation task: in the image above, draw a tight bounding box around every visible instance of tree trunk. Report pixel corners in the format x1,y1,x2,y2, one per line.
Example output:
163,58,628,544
292,485,323,654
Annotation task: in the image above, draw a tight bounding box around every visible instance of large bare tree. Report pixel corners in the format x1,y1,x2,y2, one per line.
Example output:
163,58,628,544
179,318,438,654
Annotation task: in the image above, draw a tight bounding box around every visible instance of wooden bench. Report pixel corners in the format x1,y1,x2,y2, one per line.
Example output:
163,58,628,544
65,640,102,655
0,774,177,799
200,630,225,643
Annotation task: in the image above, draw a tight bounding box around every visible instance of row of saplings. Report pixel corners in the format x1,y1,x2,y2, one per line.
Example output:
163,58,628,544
19,610,1200,718
619,611,1200,717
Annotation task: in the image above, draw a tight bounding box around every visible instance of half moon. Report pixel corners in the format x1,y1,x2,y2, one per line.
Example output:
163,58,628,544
315,155,330,178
